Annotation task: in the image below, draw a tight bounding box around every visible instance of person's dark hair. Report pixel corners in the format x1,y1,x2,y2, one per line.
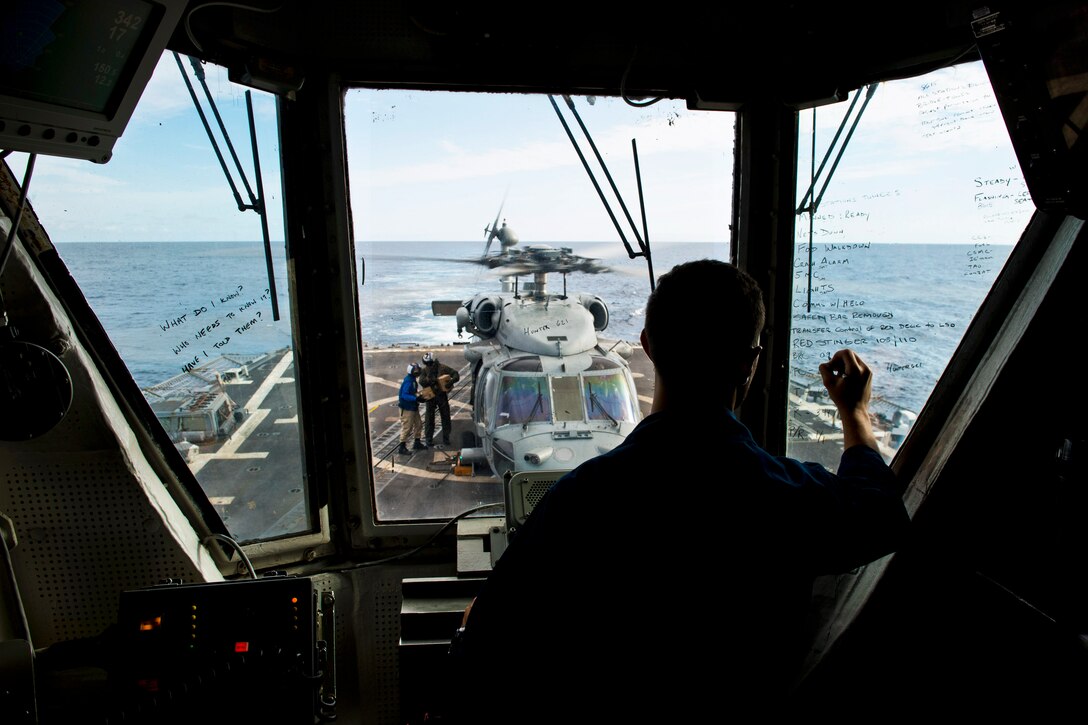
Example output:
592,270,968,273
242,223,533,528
643,260,765,383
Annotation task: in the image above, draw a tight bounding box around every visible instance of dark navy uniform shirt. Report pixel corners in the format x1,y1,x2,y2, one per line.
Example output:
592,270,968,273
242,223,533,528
451,404,909,722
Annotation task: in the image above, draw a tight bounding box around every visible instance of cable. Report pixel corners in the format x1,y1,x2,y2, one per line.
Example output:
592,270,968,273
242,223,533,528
203,533,258,579
0,514,33,647
0,153,37,286
184,1,284,53
338,502,504,571
621,47,664,108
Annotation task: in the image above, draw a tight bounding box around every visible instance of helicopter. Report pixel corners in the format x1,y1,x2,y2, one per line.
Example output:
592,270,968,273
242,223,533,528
432,208,643,481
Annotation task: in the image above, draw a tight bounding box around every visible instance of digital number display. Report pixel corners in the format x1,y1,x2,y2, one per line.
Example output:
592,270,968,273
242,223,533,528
0,0,157,115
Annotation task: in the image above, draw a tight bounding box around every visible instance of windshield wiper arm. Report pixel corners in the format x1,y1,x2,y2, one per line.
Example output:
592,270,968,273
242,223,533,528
588,384,619,427
523,382,546,430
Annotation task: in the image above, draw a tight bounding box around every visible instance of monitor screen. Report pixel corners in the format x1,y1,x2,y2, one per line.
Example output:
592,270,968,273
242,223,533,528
0,0,185,163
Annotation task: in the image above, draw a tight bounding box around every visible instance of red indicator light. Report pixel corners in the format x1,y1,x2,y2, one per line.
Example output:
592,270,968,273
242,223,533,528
234,641,250,653
291,597,298,604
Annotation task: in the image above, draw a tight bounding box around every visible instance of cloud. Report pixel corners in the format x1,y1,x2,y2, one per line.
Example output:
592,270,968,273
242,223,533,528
129,56,200,121
24,157,126,198
131,54,272,128
806,63,1010,157
355,98,732,190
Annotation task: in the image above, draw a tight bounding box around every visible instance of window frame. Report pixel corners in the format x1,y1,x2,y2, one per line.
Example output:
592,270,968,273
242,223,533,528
311,65,1044,556
332,79,739,548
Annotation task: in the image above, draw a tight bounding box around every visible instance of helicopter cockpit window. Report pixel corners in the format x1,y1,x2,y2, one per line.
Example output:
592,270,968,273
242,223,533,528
586,357,622,371
501,357,544,373
584,371,637,423
550,376,583,422
477,368,496,427
787,60,1034,471
497,375,553,426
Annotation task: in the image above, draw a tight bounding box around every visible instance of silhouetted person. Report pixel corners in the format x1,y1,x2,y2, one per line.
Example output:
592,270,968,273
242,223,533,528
451,260,910,722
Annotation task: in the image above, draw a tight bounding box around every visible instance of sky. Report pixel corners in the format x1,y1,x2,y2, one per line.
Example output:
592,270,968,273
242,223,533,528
4,54,1034,245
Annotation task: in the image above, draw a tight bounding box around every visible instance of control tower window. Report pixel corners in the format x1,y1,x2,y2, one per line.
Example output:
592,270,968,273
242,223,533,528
787,60,1034,470
8,59,311,545
344,88,734,524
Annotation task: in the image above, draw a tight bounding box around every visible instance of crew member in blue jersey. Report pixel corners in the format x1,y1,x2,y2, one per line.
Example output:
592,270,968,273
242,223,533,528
450,260,911,722
397,363,425,456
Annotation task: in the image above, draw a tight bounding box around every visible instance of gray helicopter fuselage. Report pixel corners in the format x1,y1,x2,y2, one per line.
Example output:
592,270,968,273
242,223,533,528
458,288,641,479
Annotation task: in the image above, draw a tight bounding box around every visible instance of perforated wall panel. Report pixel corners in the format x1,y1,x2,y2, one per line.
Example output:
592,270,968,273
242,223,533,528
1,451,207,646
358,567,404,725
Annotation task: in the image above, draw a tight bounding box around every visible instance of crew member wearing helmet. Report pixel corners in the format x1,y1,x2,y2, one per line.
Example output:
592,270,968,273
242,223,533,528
397,363,425,456
418,352,461,447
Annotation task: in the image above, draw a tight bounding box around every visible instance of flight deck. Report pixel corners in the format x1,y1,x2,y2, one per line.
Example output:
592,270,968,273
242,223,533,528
164,341,871,542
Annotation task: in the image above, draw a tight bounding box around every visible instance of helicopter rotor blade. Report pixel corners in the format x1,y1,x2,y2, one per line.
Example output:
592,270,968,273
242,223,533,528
611,264,647,278
365,253,483,265
483,194,507,258
486,263,535,277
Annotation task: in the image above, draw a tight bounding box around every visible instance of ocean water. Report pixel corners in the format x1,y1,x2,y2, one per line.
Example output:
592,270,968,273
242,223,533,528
55,241,295,388
53,239,1012,416
784,240,1013,413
